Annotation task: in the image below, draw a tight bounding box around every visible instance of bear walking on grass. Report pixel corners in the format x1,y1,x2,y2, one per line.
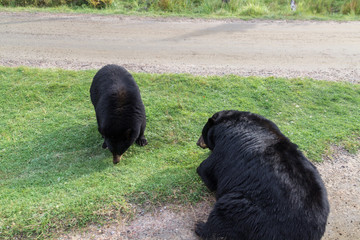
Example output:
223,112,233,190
196,110,329,240
90,64,148,164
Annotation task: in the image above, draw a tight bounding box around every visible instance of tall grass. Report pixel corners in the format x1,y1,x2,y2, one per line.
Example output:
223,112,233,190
122,0,360,16
0,0,113,8
1,0,360,18
0,67,359,238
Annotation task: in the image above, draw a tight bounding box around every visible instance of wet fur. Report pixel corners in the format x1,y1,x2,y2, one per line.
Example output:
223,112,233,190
90,64,147,164
196,110,329,240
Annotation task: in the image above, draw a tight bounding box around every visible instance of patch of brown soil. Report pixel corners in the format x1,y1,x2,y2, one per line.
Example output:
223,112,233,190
316,147,360,240
59,201,213,240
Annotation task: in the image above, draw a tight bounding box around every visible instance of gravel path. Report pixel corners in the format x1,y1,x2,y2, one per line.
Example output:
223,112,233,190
1,12,360,83
1,11,359,240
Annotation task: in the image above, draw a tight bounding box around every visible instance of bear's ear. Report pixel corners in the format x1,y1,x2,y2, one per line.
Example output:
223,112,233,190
210,112,223,123
207,117,215,125
208,112,220,125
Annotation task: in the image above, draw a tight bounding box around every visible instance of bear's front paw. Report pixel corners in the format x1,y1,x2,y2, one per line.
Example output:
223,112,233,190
195,221,206,237
136,138,148,146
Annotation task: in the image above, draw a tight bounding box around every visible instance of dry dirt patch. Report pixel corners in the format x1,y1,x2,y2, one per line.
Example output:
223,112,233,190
60,147,359,240
316,147,360,240
59,201,213,240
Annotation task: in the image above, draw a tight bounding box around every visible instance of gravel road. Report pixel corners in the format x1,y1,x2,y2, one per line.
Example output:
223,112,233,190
1,11,360,83
1,11,359,240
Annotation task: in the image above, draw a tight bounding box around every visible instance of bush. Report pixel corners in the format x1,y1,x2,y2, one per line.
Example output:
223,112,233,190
342,0,360,14
86,0,112,8
157,0,171,10
239,2,269,16
302,0,360,15
143,0,200,12
201,0,223,14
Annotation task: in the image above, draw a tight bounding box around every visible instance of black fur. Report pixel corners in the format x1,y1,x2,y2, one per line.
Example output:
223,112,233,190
90,64,147,164
196,110,329,240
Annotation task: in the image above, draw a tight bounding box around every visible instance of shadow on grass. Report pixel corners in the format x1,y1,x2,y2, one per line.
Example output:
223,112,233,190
128,150,211,205
2,122,115,188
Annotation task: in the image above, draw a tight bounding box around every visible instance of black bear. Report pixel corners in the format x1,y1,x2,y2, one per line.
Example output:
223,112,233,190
196,110,329,240
90,64,148,164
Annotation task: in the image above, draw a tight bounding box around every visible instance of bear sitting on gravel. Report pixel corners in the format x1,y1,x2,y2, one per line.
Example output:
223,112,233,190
90,64,148,164
196,110,329,240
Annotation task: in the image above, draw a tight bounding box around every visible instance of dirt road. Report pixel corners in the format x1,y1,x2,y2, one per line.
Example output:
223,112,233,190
1,11,360,83
1,11,359,240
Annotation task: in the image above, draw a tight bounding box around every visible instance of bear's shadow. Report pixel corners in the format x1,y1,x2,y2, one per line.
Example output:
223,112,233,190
7,123,116,187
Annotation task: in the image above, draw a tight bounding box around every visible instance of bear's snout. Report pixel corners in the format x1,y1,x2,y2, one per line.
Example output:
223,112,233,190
197,135,208,149
113,154,122,164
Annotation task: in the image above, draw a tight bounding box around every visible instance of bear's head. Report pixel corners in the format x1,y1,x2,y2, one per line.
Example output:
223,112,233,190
197,110,240,150
197,110,290,152
101,127,139,164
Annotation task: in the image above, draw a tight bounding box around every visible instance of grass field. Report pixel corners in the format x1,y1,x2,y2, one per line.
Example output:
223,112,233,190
1,0,360,20
0,66,359,238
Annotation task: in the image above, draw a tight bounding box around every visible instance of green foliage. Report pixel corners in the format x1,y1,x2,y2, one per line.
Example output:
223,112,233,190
342,0,360,14
134,0,360,16
1,0,360,17
239,2,269,16
0,67,359,238
0,0,112,8
86,0,112,8
301,0,360,14
200,0,223,14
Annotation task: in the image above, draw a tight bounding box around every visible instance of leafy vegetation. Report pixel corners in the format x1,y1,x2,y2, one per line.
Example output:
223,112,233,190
1,0,360,19
0,0,113,8
0,67,359,239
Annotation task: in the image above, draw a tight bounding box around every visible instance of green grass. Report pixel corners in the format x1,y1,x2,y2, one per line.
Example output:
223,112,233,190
0,66,359,239
1,0,360,20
